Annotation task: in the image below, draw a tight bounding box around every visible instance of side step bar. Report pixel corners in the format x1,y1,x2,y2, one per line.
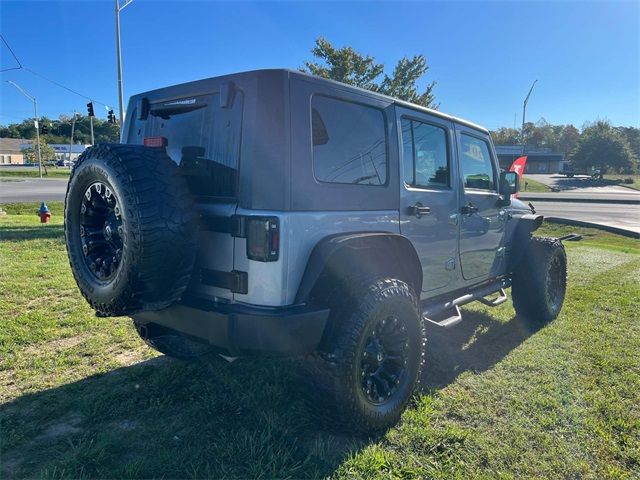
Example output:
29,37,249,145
422,279,510,328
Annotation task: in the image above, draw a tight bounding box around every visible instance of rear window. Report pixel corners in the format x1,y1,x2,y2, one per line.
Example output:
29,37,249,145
146,92,242,197
311,95,387,185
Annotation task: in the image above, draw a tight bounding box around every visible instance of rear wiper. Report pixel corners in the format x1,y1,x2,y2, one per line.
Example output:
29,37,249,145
150,103,206,119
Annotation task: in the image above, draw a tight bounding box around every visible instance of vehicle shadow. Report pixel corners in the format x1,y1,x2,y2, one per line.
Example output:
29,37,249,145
1,309,539,479
422,310,540,388
541,174,618,191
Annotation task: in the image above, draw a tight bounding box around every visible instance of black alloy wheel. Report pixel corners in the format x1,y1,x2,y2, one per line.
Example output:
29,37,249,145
79,182,123,282
360,315,409,404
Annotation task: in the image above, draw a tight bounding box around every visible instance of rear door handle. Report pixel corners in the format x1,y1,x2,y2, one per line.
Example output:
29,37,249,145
408,203,431,217
460,203,479,215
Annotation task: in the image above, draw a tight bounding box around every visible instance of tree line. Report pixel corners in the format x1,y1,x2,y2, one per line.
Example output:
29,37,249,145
0,115,120,145
491,119,639,174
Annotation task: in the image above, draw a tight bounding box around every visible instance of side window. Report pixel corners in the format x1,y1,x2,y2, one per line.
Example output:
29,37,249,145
401,118,449,188
460,134,496,191
311,95,387,185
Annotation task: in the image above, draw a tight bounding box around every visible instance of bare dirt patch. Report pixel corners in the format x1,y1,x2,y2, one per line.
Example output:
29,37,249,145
34,413,83,441
24,332,91,356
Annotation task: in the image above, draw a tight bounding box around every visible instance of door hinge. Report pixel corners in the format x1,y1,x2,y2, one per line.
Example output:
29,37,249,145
201,268,248,294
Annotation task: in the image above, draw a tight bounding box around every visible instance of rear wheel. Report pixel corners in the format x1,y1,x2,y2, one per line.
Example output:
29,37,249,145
301,278,425,434
512,237,567,326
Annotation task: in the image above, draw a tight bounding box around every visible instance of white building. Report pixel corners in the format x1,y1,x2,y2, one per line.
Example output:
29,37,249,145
19,143,90,162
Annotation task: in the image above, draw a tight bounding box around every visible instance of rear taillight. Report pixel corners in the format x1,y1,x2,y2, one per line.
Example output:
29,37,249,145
143,136,168,148
246,217,279,262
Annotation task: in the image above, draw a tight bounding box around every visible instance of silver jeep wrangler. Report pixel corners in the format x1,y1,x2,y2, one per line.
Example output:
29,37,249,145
64,69,567,433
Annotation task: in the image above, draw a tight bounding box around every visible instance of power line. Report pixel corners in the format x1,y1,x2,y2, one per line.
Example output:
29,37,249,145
23,67,110,107
0,34,22,72
1,34,112,108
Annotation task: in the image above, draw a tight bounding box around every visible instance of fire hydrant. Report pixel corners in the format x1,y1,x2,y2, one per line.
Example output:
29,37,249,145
38,202,51,223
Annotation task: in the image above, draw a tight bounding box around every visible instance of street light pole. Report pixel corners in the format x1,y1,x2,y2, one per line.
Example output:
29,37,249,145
115,0,134,130
521,79,538,156
7,81,42,178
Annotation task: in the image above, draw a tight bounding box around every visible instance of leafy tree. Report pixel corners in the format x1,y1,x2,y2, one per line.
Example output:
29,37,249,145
617,127,640,169
557,125,580,154
569,120,637,173
491,127,520,145
303,37,437,108
21,138,57,163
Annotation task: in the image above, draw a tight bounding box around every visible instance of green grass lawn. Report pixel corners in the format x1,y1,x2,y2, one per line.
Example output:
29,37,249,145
0,167,71,179
521,176,552,192
1,204,639,479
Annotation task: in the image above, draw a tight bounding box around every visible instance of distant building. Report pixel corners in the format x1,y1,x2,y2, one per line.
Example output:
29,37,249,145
0,138,31,164
19,143,90,162
495,145,567,174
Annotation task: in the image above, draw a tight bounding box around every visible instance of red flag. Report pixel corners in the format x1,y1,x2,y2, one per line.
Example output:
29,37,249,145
509,156,528,177
508,156,528,198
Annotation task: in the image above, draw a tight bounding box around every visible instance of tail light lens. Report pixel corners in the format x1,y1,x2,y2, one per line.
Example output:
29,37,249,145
143,136,168,148
246,217,279,262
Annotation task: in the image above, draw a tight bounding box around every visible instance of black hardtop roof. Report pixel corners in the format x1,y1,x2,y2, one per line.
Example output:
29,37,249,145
133,68,489,134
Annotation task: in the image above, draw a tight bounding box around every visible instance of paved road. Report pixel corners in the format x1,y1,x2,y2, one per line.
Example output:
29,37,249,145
0,178,68,203
525,173,638,195
1,176,638,234
520,191,640,204
529,200,640,234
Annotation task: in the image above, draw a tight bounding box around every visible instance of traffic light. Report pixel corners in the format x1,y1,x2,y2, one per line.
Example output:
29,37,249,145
87,101,95,117
41,123,49,135
107,109,117,124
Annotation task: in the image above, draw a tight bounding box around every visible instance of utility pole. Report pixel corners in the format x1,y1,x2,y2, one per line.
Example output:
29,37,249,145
7,81,42,178
89,103,95,145
115,0,134,129
69,111,78,165
521,79,538,156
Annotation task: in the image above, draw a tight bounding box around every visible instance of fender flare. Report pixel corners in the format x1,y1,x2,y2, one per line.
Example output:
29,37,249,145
509,213,544,270
294,231,422,305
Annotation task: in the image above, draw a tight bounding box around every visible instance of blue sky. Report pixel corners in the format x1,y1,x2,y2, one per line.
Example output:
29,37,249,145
1,0,638,129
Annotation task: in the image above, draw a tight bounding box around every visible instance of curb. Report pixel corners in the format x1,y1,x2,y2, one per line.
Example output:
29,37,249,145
545,217,640,239
519,195,640,205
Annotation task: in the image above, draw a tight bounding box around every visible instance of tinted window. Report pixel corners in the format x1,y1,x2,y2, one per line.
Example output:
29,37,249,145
147,92,242,197
402,118,449,187
460,134,496,190
312,96,387,185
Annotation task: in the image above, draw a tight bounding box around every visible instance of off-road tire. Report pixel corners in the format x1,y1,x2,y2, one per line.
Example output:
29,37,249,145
512,236,567,326
65,144,198,317
300,278,426,434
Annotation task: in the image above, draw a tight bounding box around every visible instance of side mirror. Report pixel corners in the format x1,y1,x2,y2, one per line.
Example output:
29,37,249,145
499,171,519,205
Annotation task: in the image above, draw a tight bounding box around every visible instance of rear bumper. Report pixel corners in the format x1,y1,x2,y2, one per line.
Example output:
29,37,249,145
132,297,330,356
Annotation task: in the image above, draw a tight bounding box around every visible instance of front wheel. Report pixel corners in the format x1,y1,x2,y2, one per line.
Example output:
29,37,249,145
512,237,567,326
300,278,426,434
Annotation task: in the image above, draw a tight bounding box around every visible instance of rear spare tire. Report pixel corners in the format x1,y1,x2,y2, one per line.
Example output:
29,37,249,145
65,144,198,317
